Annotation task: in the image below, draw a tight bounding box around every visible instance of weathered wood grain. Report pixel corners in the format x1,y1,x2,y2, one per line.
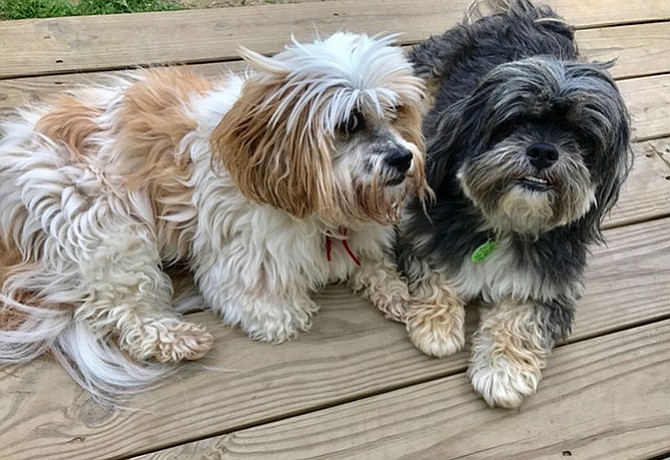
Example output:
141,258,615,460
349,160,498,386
1,0,670,79
1,217,669,460
619,74,670,141
0,0,472,79
140,320,670,460
649,137,670,168
0,2,668,459
0,62,240,111
603,140,670,229
576,22,670,79
552,0,670,27
614,139,670,222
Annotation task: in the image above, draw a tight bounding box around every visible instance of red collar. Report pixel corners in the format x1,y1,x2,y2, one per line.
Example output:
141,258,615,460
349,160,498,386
325,227,361,267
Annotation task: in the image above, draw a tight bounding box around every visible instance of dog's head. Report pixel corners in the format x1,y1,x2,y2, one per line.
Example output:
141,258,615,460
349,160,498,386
431,57,632,240
211,32,427,225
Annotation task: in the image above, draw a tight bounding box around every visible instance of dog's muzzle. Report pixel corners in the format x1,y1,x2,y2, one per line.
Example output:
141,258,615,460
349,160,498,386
516,142,559,192
526,142,558,170
383,145,413,185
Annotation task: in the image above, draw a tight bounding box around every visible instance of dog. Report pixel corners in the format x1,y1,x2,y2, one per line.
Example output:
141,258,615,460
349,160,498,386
395,0,632,408
0,32,427,402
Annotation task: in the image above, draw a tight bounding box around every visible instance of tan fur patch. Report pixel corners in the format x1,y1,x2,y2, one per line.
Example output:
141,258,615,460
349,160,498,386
0,245,62,331
405,270,466,357
467,299,551,407
35,95,103,157
392,101,430,203
113,67,214,260
394,102,425,156
211,76,336,219
115,67,212,187
477,301,550,369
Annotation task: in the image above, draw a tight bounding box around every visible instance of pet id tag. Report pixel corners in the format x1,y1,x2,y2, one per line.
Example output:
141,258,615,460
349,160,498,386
471,240,497,264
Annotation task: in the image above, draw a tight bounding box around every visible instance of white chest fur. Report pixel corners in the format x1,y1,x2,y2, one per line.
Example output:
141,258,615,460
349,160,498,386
449,238,559,304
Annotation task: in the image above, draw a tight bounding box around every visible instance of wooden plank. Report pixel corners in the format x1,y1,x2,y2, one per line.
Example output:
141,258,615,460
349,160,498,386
2,69,670,143
143,319,670,460
0,0,473,79
620,74,670,141
649,137,670,169
576,22,670,79
1,217,669,460
1,0,669,79
605,139,670,229
0,62,242,111
553,0,670,28
580,216,670,339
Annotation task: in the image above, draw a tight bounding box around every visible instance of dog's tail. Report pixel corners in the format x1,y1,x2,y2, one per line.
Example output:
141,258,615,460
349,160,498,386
0,249,177,407
0,297,176,407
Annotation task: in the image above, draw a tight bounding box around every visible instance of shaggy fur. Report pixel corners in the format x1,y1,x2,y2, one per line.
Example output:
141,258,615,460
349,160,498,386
397,0,632,408
0,32,427,403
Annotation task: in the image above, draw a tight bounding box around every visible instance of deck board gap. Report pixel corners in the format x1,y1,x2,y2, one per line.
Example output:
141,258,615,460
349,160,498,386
125,276,670,460
603,211,670,231
644,452,670,460
574,17,670,30
616,70,670,83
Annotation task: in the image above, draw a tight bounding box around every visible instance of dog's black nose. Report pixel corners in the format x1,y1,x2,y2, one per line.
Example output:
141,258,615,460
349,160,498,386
526,142,559,170
384,147,413,173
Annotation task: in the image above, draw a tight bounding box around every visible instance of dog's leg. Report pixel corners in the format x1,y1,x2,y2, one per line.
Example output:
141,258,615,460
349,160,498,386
348,252,411,322
196,258,318,343
76,223,213,363
404,261,466,358
467,298,574,408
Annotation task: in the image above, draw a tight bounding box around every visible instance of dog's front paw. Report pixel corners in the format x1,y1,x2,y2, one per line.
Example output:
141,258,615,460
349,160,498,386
372,295,409,323
244,302,318,344
467,355,542,409
405,302,465,358
126,318,214,363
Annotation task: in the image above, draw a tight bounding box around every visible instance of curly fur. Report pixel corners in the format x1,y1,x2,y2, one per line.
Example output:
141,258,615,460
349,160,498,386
397,0,632,408
0,32,427,404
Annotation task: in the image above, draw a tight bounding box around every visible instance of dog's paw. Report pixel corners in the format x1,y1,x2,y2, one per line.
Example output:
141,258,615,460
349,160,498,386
153,321,214,362
404,299,465,358
128,319,214,363
247,319,303,344
373,296,408,323
407,319,464,358
467,356,542,409
244,302,318,344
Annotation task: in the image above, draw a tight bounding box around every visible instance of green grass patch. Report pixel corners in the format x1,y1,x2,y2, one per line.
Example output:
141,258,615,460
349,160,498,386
0,0,182,20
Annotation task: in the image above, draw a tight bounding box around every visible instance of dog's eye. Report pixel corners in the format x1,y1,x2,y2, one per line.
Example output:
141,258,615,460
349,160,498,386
339,111,364,135
489,121,516,144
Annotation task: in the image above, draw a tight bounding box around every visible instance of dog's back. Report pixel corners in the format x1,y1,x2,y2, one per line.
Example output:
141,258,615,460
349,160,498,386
412,0,576,115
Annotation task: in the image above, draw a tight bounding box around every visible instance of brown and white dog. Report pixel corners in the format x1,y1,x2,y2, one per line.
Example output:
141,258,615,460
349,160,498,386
0,32,427,402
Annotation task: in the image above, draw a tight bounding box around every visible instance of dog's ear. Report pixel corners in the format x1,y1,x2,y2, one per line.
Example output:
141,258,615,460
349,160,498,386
210,50,336,218
423,97,482,190
578,119,632,243
574,66,633,243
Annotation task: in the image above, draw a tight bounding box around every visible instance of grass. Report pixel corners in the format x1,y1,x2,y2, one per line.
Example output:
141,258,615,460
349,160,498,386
0,0,182,19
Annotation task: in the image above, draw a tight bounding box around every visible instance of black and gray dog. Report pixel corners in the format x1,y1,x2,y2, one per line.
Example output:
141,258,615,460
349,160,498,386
397,0,632,408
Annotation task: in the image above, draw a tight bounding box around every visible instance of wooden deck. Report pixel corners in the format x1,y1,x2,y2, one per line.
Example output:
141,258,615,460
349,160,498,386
1,1,669,458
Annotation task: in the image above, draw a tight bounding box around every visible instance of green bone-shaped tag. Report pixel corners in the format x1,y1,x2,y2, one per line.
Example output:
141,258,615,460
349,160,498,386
471,240,497,264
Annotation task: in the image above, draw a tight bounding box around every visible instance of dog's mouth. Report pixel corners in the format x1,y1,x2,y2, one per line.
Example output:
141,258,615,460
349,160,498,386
516,175,551,191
